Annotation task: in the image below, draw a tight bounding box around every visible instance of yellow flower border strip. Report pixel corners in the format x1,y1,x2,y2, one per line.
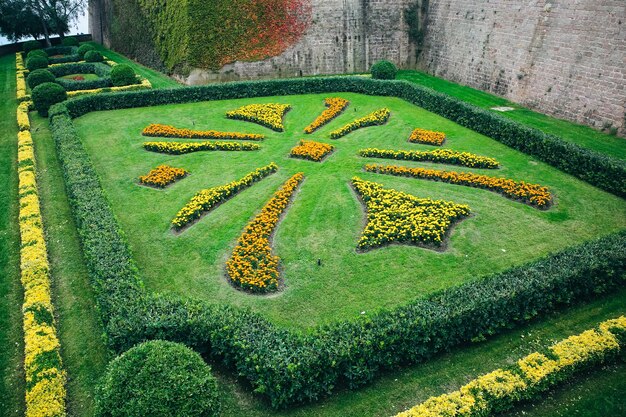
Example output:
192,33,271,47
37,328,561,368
408,128,446,146
142,123,265,141
394,316,626,417
143,140,260,154
330,107,390,139
365,164,552,208
226,172,305,293
360,148,500,169
17,105,67,415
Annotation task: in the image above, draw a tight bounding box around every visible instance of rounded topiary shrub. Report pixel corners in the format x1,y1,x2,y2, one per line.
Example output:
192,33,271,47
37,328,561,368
27,69,56,89
110,64,137,87
27,49,48,60
26,55,49,71
62,36,79,46
23,40,42,54
370,60,398,80
84,50,104,62
32,82,67,117
94,340,220,417
77,43,95,58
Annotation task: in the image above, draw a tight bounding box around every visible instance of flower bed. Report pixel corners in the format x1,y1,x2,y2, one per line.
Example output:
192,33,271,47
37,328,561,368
171,163,278,230
359,148,500,169
142,123,264,141
139,165,189,188
226,172,304,293
408,127,446,146
352,177,470,249
394,316,626,417
143,140,260,155
289,140,335,162
330,108,390,139
365,164,552,208
226,103,291,132
17,101,30,131
17,104,66,415
304,97,349,133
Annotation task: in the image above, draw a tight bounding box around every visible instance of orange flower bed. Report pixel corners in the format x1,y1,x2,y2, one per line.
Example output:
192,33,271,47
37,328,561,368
226,173,304,293
365,164,552,208
289,140,335,162
139,165,188,188
304,97,349,133
408,128,446,146
142,123,265,141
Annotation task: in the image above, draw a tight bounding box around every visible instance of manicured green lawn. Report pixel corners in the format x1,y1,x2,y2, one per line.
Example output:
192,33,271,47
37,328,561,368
73,92,626,329
397,70,626,161
0,54,24,417
59,73,101,81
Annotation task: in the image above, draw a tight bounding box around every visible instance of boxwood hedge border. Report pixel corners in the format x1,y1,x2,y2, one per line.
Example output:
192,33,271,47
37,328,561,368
48,77,626,408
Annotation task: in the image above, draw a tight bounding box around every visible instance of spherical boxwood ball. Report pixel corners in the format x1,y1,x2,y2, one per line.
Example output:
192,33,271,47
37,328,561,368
94,340,220,417
370,60,398,80
110,64,137,87
85,50,104,62
62,36,79,46
26,55,48,71
32,82,66,117
27,69,56,90
27,49,48,60
22,40,42,54
77,43,95,58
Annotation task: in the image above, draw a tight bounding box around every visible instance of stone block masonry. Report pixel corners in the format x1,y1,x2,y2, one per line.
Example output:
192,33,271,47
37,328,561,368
419,0,626,135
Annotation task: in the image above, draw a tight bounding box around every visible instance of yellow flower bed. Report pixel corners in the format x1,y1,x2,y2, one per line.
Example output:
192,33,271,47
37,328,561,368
17,69,30,102
359,148,500,169
139,165,188,188
304,97,349,133
226,103,291,132
143,140,260,154
142,123,265,141
171,163,278,229
290,140,335,162
16,52,26,71
66,77,152,98
394,316,626,417
18,101,31,132
330,108,390,139
352,177,470,249
408,128,446,146
226,172,304,293
365,164,552,208
18,127,67,416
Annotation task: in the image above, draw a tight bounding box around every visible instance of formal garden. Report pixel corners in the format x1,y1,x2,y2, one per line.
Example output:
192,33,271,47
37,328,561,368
2,37,626,417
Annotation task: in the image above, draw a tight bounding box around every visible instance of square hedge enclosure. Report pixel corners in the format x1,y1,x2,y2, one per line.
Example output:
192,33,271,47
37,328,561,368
48,76,626,408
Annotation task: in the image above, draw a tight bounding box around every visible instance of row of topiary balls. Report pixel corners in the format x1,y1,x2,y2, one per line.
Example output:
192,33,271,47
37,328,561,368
23,41,138,117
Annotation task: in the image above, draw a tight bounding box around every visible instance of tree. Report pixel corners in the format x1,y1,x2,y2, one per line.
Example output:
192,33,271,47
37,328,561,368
0,0,85,46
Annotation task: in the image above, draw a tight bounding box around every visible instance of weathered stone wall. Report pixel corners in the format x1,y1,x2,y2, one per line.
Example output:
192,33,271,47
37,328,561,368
183,0,417,84
418,0,626,135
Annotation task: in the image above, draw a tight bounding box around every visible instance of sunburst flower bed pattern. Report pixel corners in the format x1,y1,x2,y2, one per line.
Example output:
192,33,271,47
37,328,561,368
139,165,188,188
408,128,446,146
360,148,500,169
143,141,260,155
304,97,349,133
352,177,470,249
330,108,390,139
366,164,552,208
226,103,291,132
394,316,626,417
18,125,66,415
226,172,304,293
171,163,278,230
290,140,335,162
142,123,265,141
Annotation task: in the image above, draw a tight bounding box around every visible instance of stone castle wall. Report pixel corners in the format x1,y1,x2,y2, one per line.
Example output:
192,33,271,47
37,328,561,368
420,0,626,134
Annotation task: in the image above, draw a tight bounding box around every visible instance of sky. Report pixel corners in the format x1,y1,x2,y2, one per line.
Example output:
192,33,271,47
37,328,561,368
0,11,89,45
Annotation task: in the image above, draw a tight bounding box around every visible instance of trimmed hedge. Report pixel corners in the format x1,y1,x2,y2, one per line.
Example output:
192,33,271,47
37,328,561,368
23,40,42,54
60,77,626,198
26,69,55,89
85,50,104,62
26,55,48,71
27,49,48,59
62,36,79,46
49,76,626,408
110,64,137,87
50,62,113,91
77,43,95,58
371,60,397,80
95,340,220,417
33,82,66,116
